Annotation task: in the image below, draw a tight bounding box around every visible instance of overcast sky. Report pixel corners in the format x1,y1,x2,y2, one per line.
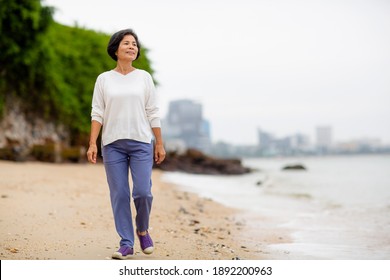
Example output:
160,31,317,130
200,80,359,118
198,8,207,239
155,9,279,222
44,0,390,145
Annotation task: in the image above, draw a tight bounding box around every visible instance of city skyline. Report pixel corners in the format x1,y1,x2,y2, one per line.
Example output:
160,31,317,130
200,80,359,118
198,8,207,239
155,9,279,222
162,98,387,157
44,0,390,145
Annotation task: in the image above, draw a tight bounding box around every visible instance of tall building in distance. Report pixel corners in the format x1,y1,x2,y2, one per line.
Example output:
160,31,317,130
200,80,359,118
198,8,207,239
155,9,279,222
257,128,275,155
163,99,211,152
316,126,333,153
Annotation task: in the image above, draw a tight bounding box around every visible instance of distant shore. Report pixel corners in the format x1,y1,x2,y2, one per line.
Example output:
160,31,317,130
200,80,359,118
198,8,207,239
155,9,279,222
0,160,295,260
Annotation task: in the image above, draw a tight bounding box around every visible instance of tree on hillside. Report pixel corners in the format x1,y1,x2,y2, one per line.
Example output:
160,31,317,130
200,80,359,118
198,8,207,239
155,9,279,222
0,0,53,92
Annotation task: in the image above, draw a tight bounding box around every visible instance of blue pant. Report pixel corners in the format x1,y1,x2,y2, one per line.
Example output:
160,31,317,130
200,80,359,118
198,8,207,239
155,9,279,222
102,139,153,247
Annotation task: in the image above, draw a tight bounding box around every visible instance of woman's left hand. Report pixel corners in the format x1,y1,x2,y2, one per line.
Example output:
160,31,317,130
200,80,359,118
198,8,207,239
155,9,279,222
154,143,166,165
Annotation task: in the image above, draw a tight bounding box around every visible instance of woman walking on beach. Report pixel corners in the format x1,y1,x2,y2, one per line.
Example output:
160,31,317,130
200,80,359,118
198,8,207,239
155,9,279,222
87,29,166,259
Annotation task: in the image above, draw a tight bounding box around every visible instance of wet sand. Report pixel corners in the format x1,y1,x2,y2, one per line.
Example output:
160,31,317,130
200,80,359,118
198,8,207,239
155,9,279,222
0,161,293,260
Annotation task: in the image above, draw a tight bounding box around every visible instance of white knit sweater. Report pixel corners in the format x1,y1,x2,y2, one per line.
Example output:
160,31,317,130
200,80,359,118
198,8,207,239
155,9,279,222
91,69,161,146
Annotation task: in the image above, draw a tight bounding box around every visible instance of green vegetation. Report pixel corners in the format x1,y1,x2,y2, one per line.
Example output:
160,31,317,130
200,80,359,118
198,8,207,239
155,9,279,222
0,0,155,145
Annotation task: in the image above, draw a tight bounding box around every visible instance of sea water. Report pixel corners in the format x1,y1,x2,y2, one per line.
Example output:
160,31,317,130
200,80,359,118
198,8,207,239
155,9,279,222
162,154,390,259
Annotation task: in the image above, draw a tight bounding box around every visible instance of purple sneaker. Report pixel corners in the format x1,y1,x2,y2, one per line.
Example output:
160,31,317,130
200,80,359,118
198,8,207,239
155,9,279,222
137,231,154,254
112,246,134,260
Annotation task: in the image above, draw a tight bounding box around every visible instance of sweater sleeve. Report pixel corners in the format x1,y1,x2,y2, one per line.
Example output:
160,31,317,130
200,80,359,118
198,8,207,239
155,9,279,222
144,73,161,128
91,75,104,125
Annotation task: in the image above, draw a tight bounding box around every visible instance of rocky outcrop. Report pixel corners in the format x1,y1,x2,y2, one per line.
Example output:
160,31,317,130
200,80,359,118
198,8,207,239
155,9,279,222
0,99,84,162
282,164,307,170
154,148,252,175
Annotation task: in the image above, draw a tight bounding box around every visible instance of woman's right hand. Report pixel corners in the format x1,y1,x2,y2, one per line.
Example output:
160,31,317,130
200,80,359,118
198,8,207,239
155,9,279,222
87,144,98,164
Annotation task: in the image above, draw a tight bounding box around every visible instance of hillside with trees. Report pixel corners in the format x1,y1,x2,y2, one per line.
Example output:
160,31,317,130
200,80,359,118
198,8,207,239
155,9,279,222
0,0,155,161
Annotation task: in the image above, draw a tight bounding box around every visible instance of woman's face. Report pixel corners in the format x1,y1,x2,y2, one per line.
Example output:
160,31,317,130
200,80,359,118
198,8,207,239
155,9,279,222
116,35,138,62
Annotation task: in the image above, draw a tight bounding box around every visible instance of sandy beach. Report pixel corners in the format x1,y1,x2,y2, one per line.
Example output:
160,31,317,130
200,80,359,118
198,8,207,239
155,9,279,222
0,160,293,260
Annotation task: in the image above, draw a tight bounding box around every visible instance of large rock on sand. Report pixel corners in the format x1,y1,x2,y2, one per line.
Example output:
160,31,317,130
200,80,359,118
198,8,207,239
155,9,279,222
154,148,251,175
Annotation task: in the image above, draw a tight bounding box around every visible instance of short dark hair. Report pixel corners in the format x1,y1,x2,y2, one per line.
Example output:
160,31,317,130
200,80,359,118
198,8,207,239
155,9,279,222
107,29,141,61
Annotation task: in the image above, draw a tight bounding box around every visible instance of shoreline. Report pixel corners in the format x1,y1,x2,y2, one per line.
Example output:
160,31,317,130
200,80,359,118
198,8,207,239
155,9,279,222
0,160,293,260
